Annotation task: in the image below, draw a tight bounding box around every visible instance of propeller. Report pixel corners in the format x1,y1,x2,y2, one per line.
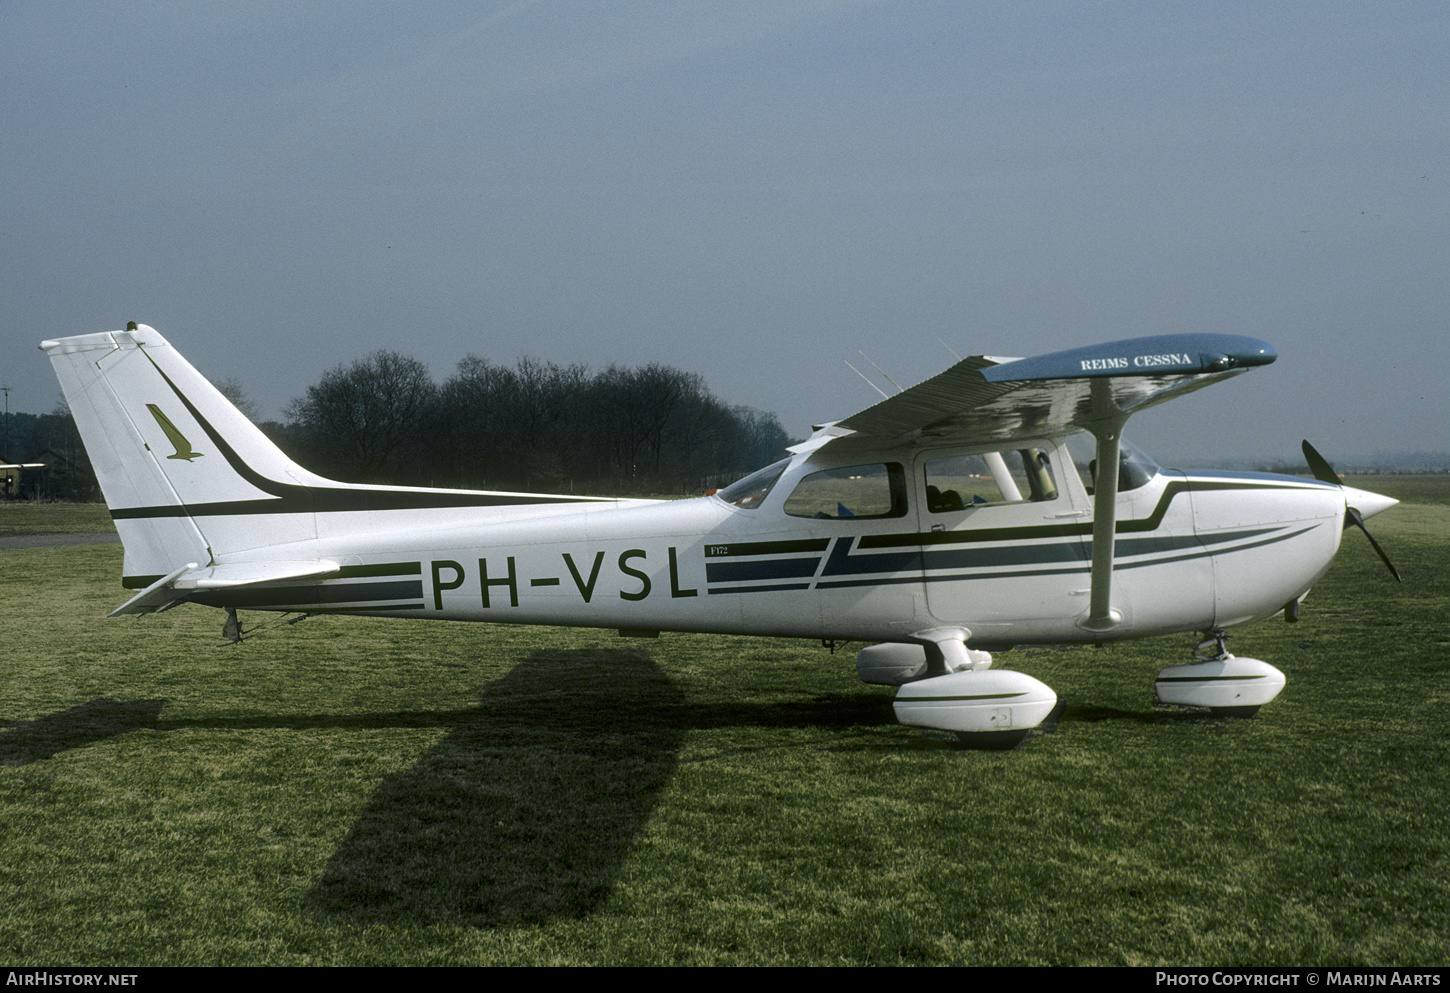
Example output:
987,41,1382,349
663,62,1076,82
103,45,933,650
1302,440,1401,582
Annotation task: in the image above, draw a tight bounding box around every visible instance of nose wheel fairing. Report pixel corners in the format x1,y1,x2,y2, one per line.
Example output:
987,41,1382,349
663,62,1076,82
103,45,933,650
1154,655,1286,716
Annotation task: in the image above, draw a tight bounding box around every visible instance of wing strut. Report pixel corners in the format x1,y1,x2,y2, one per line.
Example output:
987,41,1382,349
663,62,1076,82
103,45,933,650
1081,381,1127,632
1082,426,1123,631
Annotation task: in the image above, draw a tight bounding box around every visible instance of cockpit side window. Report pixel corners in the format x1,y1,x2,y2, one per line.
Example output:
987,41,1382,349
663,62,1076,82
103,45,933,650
715,459,788,510
924,447,1058,513
783,462,907,520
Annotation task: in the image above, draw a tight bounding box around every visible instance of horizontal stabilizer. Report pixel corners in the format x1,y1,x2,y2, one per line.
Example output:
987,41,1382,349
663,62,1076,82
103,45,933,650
111,564,199,616
110,559,341,616
172,560,342,589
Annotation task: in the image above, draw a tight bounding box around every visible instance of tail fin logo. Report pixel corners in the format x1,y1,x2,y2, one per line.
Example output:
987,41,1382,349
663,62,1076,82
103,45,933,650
145,404,205,462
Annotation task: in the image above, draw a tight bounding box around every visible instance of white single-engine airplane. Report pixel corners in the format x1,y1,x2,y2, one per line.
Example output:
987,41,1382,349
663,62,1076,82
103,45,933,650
43,324,1399,747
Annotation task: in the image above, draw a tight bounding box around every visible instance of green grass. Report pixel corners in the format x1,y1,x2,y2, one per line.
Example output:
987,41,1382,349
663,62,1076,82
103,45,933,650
0,502,114,536
0,496,1446,965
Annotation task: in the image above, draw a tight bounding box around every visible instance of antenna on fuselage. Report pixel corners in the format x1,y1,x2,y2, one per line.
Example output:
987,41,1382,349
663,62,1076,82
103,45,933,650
844,360,891,399
857,350,903,394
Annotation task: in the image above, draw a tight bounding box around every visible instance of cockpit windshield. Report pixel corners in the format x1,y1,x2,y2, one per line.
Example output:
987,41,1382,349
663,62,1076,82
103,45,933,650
1066,433,1161,494
714,459,789,510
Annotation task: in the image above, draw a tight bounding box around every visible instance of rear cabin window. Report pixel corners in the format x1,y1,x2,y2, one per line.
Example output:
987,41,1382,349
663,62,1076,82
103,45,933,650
784,463,907,520
924,448,1058,513
715,459,788,510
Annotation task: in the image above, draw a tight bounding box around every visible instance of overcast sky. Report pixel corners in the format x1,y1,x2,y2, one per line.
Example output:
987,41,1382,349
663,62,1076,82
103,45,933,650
5,1,1446,466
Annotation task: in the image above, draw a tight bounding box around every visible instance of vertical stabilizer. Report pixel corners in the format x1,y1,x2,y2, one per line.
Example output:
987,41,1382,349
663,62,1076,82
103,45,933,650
41,325,324,587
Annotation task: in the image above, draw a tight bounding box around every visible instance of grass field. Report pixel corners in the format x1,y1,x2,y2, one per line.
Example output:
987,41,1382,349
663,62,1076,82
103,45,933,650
0,501,115,536
1,485,1446,965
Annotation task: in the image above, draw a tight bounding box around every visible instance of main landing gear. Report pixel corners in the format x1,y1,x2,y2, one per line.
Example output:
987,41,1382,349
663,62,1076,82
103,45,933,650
857,627,1288,747
855,631,1057,750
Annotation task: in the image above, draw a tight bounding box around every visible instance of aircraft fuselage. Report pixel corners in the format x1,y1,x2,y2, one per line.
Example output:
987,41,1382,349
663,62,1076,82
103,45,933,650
173,438,1352,649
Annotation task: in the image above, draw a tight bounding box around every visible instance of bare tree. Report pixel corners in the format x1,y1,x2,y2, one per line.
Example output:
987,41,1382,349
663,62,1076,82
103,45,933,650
216,378,261,422
731,406,792,468
290,346,798,494
286,351,437,483
438,355,522,488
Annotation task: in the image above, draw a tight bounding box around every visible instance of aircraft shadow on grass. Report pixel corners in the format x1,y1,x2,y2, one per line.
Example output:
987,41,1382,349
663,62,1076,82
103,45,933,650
300,647,978,927
2,656,1224,925
0,652,884,926
306,647,688,927
0,698,168,765
300,653,1210,928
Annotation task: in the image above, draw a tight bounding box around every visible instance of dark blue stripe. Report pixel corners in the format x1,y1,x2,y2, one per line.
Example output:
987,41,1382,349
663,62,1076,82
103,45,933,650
195,580,423,609
922,542,1085,571
706,583,812,595
820,536,922,578
706,558,822,583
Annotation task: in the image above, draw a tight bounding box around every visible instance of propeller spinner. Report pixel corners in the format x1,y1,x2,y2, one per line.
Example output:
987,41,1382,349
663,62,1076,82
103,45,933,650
1302,440,1401,581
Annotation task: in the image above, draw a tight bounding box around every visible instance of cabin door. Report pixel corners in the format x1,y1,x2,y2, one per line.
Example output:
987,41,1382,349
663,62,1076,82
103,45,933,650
915,440,1092,644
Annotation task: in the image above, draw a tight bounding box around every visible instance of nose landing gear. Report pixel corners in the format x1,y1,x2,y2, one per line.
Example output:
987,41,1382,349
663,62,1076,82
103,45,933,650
1154,629,1286,717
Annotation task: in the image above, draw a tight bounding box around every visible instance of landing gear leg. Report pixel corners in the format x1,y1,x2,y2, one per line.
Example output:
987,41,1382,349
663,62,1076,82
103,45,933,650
1195,628,1231,662
223,607,242,644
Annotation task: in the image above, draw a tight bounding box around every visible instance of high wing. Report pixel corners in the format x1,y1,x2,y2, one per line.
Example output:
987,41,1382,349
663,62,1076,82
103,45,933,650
794,333,1277,632
791,333,1276,457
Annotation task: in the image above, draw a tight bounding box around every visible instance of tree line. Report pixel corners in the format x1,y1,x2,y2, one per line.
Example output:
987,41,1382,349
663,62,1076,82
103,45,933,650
263,348,800,495
270,350,793,494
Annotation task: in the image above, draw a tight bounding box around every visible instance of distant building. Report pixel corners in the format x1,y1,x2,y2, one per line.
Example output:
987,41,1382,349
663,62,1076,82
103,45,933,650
1,456,45,500
21,449,98,502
